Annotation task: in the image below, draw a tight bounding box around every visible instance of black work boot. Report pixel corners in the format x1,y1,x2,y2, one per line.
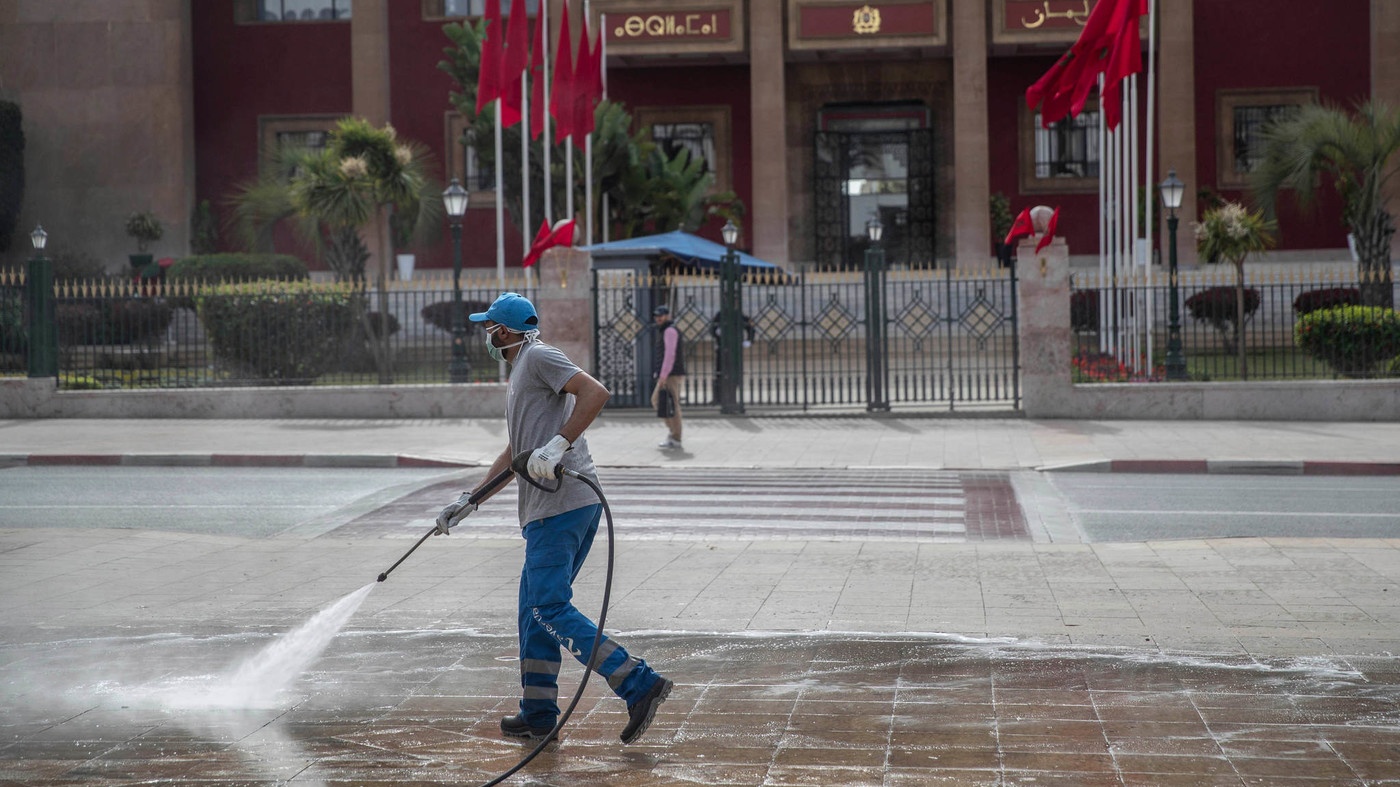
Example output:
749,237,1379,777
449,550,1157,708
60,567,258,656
620,676,673,744
500,713,555,740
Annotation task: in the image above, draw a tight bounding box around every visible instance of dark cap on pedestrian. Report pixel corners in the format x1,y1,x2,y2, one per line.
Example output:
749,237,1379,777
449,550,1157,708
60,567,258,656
652,305,670,317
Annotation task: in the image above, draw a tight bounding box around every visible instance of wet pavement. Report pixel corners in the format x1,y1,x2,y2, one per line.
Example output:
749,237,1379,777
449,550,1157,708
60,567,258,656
2,416,1399,785
5,629,1400,786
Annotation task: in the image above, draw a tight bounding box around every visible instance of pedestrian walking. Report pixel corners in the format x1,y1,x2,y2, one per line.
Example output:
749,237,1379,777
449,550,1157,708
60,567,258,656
651,305,686,450
435,292,673,744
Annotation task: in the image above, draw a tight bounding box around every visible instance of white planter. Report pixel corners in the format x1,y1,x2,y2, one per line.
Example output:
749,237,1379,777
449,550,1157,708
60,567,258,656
395,253,416,281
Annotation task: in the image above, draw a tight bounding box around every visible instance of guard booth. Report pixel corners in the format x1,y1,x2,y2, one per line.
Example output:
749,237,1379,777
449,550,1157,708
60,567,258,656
585,232,782,409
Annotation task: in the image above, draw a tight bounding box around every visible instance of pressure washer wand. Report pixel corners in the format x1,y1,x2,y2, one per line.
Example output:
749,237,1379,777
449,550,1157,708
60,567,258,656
376,465,515,583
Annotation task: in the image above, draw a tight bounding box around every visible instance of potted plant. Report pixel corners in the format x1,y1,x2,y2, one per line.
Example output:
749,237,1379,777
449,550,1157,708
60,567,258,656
126,210,164,276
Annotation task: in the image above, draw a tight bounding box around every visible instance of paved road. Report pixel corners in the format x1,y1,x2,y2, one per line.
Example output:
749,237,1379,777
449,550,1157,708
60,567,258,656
4,466,1397,545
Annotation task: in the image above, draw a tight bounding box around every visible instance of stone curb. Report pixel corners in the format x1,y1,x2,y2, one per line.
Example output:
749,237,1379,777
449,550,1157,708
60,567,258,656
4,454,1400,476
1039,459,1400,475
0,453,478,469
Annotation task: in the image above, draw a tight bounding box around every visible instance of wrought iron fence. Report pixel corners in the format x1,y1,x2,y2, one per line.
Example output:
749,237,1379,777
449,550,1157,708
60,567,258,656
593,265,1020,411
1070,266,1400,382
0,270,533,389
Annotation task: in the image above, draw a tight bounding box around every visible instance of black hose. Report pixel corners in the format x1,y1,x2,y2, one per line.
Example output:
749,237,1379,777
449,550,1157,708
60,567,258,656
373,455,615,787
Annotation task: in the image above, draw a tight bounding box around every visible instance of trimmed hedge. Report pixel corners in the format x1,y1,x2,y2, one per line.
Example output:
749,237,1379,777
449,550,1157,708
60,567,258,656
1293,287,1361,315
167,253,309,283
1184,285,1261,324
421,299,493,334
197,281,356,384
56,298,173,345
1070,290,1098,332
1294,305,1400,379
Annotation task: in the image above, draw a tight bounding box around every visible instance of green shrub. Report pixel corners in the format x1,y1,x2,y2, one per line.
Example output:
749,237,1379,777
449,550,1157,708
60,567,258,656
1294,305,1400,378
190,200,220,255
1070,290,1098,332
0,101,23,255
1185,285,1261,324
1293,287,1360,315
125,211,163,252
421,299,493,334
167,253,309,283
0,285,25,357
56,298,173,345
197,281,356,384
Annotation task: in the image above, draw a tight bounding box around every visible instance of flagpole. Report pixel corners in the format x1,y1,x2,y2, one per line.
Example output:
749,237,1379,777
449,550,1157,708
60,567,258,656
585,4,596,246
542,0,552,226
599,11,608,243
522,76,530,274
1145,0,1158,370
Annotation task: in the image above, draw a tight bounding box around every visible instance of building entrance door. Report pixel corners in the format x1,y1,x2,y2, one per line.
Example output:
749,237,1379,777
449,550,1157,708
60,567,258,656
814,104,935,270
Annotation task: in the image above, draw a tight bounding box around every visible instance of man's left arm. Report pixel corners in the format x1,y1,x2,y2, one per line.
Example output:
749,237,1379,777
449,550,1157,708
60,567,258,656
558,370,610,444
526,370,610,480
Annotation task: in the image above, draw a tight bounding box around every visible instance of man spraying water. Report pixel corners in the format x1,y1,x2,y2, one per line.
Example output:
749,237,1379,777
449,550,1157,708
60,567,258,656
435,292,673,745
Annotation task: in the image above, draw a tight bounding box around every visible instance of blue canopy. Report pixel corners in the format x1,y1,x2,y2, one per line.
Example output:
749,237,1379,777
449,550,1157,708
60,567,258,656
580,231,781,272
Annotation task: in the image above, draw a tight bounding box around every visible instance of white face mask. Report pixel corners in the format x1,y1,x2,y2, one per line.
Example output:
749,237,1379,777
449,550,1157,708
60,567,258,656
485,325,532,362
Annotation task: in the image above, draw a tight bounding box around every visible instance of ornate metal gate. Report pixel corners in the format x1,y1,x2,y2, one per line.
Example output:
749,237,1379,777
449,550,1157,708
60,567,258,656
592,265,1020,412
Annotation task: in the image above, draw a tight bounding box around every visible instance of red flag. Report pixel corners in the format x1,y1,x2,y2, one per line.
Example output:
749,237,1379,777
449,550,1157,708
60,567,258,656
498,0,529,128
1025,0,1145,130
1035,207,1061,253
549,1,575,140
528,12,546,140
522,218,577,267
570,16,599,150
1004,208,1034,247
475,0,503,116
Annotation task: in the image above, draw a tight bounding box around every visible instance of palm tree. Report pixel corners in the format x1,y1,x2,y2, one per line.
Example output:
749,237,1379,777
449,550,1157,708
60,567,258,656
1250,101,1400,308
1195,202,1276,380
232,118,441,382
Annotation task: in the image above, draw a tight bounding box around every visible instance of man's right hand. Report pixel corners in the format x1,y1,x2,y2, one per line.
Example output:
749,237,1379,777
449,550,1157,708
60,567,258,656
435,493,477,535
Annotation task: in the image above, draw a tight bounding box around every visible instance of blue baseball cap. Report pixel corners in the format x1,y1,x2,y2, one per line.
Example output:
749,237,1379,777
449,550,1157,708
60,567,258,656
469,292,539,332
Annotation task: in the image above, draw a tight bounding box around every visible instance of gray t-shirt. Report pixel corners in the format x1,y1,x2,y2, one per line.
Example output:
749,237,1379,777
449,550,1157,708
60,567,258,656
507,340,601,524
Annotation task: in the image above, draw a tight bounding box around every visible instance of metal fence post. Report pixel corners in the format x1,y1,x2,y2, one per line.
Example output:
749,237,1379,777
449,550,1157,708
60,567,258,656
864,218,889,411
25,232,57,379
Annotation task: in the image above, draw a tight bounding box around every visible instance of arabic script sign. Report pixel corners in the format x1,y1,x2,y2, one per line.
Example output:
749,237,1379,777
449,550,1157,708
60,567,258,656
1006,0,1092,30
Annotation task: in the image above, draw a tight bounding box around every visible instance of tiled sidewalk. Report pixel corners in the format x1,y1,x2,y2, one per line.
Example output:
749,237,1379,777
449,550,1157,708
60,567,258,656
5,630,1399,786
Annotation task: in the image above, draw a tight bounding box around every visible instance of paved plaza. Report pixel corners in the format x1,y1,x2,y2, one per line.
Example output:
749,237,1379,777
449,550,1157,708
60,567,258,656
2,415,1399,785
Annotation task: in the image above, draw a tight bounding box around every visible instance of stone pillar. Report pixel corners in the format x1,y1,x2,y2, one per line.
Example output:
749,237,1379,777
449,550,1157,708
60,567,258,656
535,247,593,373
352,0,393,280
749,0,788,265
1158,0,1197,265
1375,0,1400,258
1016,234,1071,417
0,1,195,269
952,0,992,270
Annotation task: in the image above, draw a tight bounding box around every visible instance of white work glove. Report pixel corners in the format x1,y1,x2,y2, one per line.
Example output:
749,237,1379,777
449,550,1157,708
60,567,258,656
527,434,571,480
435,492,477,535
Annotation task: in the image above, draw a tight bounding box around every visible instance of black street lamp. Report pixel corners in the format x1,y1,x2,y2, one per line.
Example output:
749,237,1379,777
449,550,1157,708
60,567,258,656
442,178,471,383
1159,169,1187,381
718,219,744,414
26,224,57,378
864,216,889,411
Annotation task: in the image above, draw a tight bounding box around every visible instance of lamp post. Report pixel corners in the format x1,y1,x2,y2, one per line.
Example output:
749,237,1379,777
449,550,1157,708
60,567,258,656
442,178,471,383
718,219,744,414
25,225,57,378
1159,169,1187,381
864,216,889,411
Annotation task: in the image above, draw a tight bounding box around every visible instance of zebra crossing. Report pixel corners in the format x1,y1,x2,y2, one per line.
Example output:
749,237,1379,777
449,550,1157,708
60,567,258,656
339,467,1030,542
